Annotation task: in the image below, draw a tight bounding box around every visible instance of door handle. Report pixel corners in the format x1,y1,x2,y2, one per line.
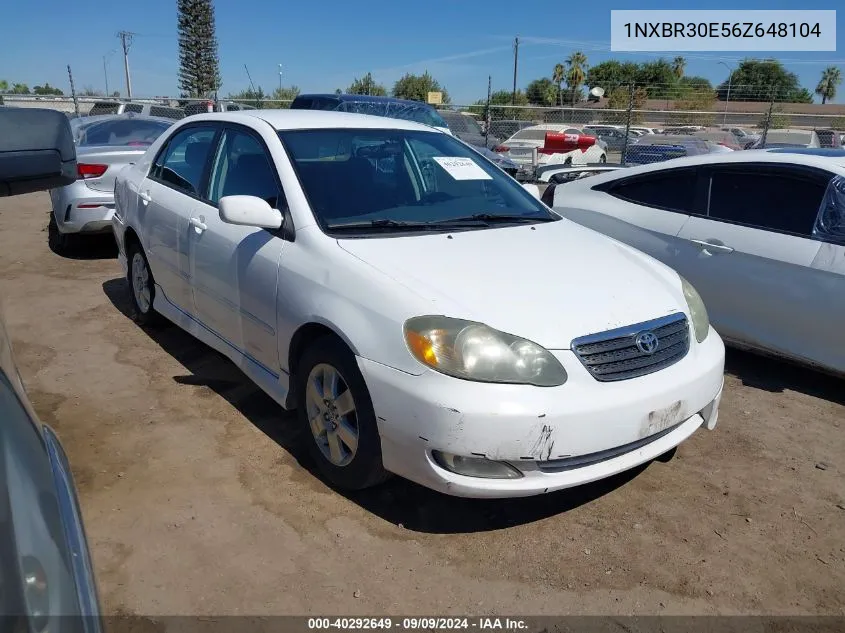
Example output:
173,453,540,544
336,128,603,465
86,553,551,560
189,216,207,232
688,238,734,254
138,190,152,206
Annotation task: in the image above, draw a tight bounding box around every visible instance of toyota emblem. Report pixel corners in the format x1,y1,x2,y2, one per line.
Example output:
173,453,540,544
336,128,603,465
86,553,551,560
635,331,659,355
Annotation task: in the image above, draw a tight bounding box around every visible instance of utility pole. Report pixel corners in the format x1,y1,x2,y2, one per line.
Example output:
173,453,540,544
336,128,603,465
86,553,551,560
484,75,492,145
620,83,635,164
718,61,734,125
760,94,775,148
103,56,109,97
511,36,519,106
117,31,135,99
67,65,80,117
278,64,283,94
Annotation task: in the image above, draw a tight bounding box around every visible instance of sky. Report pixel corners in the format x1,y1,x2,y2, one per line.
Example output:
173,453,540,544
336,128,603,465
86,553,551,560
2,0,843,104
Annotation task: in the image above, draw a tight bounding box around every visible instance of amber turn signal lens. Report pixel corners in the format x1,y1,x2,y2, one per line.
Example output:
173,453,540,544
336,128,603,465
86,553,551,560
405,330,438,367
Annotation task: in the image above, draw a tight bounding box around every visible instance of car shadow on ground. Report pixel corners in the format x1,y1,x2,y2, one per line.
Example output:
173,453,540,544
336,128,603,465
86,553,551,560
46,223,118,259
102,276,650,533
724,347,844,406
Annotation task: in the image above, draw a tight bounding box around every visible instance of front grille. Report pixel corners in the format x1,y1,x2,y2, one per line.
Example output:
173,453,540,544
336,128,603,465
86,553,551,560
572,313,690,382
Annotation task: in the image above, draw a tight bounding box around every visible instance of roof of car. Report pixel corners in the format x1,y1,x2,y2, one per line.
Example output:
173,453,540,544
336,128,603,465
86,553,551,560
82,114,175,126
296,94,432,107
184,109,441,132
523,124,582,131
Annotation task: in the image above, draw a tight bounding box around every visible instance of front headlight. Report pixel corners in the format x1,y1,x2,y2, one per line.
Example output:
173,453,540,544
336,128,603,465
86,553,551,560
680,276,710,343
403,316,567,386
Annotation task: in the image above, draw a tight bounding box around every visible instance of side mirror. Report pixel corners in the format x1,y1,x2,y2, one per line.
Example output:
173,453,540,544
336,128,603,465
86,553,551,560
0,108,77,196
219,195,283,229
522,183,541,200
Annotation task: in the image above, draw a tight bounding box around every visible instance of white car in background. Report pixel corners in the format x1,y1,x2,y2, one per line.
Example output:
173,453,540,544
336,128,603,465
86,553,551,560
494,124,607,169
49,115,174,252
112,109,724,498
549,148,845,374
753,129,821,149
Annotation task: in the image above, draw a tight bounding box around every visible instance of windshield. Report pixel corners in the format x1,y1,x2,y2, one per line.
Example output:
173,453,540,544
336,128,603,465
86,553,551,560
279,128,555,233
78,118,172,147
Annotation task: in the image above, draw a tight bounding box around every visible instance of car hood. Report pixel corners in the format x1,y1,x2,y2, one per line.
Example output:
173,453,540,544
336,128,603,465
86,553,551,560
337,219,686,349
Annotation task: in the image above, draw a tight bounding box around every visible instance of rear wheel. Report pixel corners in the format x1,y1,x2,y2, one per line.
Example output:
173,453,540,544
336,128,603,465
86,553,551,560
126,241,162,326
296,336,391,490
599,153,607,164
48,214,72,254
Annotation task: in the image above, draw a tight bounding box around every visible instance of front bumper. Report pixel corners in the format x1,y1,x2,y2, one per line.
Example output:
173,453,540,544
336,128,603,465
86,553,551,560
358,327,725,498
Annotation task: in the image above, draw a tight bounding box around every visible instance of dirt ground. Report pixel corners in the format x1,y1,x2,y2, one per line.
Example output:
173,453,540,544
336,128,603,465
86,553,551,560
1,192,843,616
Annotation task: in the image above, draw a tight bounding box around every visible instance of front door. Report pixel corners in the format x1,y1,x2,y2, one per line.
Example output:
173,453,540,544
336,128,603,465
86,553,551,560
675,163,841,370
190,126,287,374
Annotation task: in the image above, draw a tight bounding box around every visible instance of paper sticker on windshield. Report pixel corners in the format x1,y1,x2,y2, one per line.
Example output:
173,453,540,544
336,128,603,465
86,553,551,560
432,157,492,180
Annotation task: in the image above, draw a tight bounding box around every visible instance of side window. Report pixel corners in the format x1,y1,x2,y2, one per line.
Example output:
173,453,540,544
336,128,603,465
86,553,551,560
708,167,831,236
207,129,283,209
124,103,143,114
150,127,217,197
603,169,697,212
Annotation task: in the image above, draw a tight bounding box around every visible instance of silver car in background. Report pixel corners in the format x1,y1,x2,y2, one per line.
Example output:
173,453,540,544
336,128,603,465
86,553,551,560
48,115,173,252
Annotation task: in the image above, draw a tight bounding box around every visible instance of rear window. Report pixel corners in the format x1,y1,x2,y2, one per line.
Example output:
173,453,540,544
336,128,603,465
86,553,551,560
79,119,171,147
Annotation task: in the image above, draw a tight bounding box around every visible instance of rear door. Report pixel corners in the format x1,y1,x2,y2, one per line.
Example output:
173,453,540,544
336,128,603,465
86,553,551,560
140,124,218,313
675,163,839,369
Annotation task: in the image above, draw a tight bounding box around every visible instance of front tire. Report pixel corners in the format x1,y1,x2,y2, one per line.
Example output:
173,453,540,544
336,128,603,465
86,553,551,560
296,336,390,490
599,153,607,164
126,241,162,326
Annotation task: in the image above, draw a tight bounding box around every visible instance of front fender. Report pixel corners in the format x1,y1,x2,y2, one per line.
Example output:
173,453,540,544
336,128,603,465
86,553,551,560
275,232,431,376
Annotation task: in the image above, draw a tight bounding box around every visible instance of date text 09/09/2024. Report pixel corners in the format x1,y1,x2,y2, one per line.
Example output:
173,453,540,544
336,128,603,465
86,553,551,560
623,22,822,38
307,618,528,630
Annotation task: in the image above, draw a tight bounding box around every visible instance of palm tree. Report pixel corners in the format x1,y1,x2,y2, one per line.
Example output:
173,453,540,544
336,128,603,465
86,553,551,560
565,51,588,107
552,63,565,106
815,66,842,105
672,56,686,80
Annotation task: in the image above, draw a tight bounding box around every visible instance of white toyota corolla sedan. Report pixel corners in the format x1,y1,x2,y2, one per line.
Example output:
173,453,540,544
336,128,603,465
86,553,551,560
112,110,725,498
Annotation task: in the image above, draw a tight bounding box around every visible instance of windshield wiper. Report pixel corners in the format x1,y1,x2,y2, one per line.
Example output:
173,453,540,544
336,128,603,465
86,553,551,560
328,219,463,231
328,214,557,232
435,213,557,224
